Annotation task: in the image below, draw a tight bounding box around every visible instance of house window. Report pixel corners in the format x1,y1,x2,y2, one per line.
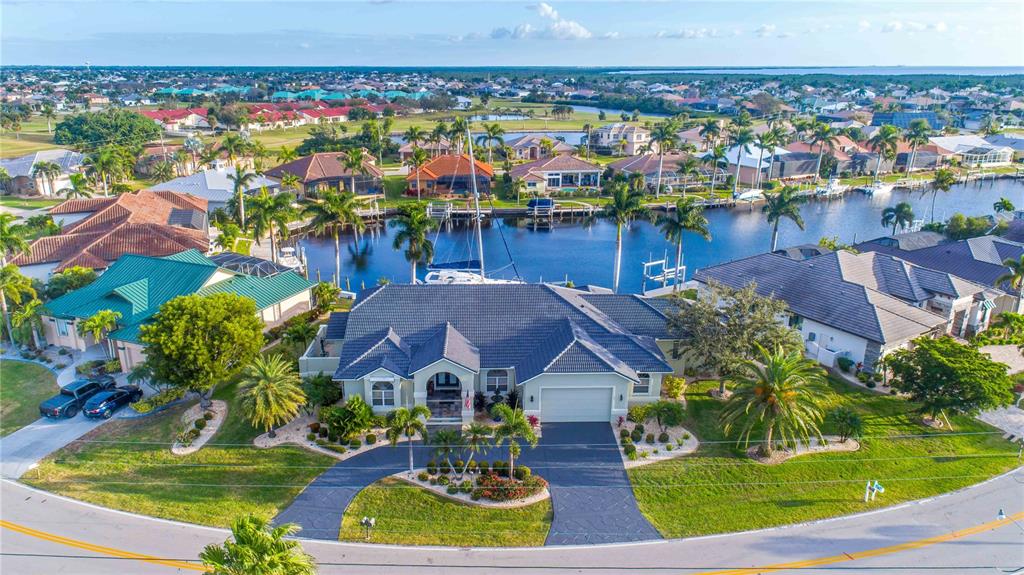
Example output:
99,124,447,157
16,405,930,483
789,315,803,329
57,319,69,337
634,373,651,395
486,370,509,394
547,174,561,188
371,381,395,407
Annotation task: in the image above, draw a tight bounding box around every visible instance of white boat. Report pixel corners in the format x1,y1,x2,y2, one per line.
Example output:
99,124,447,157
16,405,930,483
277,247,304,272
735,189,764,202
423,269,521,285
815,177,849,197
857,180,894,196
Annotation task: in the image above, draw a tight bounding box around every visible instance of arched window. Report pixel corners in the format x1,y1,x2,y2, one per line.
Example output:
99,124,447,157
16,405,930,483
371,381,395,407
486,370,509,394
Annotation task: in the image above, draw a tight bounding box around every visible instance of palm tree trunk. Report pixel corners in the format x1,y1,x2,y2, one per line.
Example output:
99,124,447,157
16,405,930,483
333,230,341,288
416,172,421,201
908,146,917,174
269,222,277,263
351,176,357,195
770,223,780,252
733,161,742,197
756,148,765,188
654,153,664,199
930,190,939,223
407,434,415,477
674,238,683,292
874,154,883,181
0,290,13,347
761,426,774,457
815,146,824,183
612,223,623,293
410,260,417,285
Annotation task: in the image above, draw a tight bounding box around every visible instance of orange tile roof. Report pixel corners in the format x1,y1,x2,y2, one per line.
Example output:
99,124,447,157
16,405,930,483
265,152,384,183
405,154,494,182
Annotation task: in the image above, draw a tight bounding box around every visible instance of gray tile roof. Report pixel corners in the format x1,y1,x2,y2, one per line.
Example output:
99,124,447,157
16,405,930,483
330,284,672,381
579,294,672,339
0,148,85,178
149,167,279,205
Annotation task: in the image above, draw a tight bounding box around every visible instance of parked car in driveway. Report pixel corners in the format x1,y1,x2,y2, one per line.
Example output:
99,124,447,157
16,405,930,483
38,376,117,419
83,386,144,419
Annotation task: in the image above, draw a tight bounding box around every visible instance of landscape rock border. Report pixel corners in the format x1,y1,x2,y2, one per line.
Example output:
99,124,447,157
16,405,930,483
254,413,404,461
392,468,551,509
171,400,227,456
614,421,699,468
745,435,861,465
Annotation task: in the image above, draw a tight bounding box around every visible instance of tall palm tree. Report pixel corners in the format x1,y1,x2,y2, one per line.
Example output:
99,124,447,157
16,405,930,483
729,128,755,196
650,119,681,198
927,168,957,222
658,197,711,291
283,322,318,352
0,263,35,347
995,255,1024,302
247,188,297,263
77,309,121,355
720,343,827,458
239,354,305,438
304,190,365,288
753,130,777,189
59,173,94,199
903,119,931,174
11,297,44,349
431,428,462,472
341,148,369,194
867,124,901,181
459,422,492,477
390,202,437,283
403,125,427,150
763,125,790,183
385,405,431,477
491,403,537,477
808,122,839,183
881,202,915,236
450,116,470,153
151,161,175,182
429,122,449,157
477,123,505,164
704,144,727,192
993,197,1016,214
219,133,249,163
279,173,302,196
602,183,648,293
32,161,61,197
184,135,204,172
200,514,315,575
699,119,720,151
511,177,527,205
41,104,56,134
762,186,806,252
227,167,256,228
404,147,430,201
675,156,701,195
276,146,299,164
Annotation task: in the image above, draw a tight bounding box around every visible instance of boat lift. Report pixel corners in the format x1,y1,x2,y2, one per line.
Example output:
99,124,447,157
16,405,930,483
641,253,685,296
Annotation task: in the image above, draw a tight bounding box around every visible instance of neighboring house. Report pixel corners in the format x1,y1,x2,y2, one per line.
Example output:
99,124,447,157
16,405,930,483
591,123,652,155
305,284,674,424
928,135,1014,167
138,108,210,132
707,144,790,185
0,149,86,197
984,133,1024,160
149,165,280,211
857,233,1024,315
405,154,493,197
507,154,601,195
694,248,999,370
871,111,946,130
398,137,452,161
40,250,314,371
608,153,693,190
134,143,186,177
505,134,574,160
11,191,209,281
298,106,349,124
265,152,384,197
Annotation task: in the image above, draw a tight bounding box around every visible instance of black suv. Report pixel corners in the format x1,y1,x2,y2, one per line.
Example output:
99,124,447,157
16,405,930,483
84,386,144,419
39,376,117,419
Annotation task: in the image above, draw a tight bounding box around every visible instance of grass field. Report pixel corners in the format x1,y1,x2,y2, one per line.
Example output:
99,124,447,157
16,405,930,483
629,378,1020,538
0,196,63,210
23,376,334,527
0,117,62,159
0,360,59,437
340,477,552,546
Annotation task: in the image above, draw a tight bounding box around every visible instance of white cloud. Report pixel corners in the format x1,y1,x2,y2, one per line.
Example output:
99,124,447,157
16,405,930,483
602,31,621,40
534,2,558,21
299,42,311,49
858,20,871,32
755,24,776,37
906,21,927,32
656,27,726,40
882,21,903,33
493,2,593,40
547,19,593,40
930,21,948,32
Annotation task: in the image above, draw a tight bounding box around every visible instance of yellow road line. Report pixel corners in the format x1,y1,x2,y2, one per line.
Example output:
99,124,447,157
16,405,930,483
0,519,208,572
2,511,1022,574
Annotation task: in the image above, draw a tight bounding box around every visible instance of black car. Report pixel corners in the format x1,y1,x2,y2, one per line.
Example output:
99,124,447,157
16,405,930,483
39,375,117,419
83,386,144,419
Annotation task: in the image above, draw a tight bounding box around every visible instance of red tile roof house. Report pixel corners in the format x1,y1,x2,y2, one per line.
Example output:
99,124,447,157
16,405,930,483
505,134,574,161
11,191,210,282
508,154,602,196
608,152,694,191
299,106,349,124
264,152,384,197
398,137,452,161
243,110,305,132
405,154,494,197
138,108,210,132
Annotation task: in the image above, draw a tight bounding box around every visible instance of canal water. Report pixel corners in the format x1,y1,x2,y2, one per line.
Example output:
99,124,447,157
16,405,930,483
296,178,1024,294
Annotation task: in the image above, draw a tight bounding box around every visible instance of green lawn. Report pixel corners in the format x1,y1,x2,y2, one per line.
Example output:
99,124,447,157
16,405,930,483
23,377,334,527
0,197,62,210
630,378,1020,538
0,360,58,437
340,477,552,546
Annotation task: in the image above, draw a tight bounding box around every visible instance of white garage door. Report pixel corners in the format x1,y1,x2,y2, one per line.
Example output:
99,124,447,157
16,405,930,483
540,388,612,422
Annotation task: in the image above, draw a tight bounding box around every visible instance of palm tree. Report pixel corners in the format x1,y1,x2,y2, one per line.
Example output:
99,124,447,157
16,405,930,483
808,122,839,183
867,124,901,181
219,133,249,163
151,161,175,182
184,135,204,172
762,186,806,252
304,190,365,288
675,156,701,195
903,119,931,174
341,148,369,194
601,183,648,293
511,177,527,205
227,167,256,228
385,405,431,477
404,147,430,201
11,297,44,349
59,173,94,199
283,322,318,352
239,354,305,438
431,428,462,472
247,188,296,263
881,202,915,236
699,119,720,151
491,403,538,477
658,197,711,291
0,264,35,347
719,343,827,458
429,122,449,157
753,130,776,189
704,144,727,192
650,119,681,198
276,146,299,164
995,255,1024,302
41,104,56,134
477,123,505,164
993,197,1016,214
32,161,61,197
927,168,957,222
729,128,755,196
200,514,315,575
403,125,427,150
459,422,492,477
77,309,121,355
763,126,789,183
279,173,302,196
450,116,470,153
390,202,437,283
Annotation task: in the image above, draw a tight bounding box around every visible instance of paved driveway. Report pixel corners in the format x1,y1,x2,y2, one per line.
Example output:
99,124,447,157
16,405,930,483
275,422,659,545
0,414,112,479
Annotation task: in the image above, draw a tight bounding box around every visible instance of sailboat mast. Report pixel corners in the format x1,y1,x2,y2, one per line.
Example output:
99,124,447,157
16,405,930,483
465,126,485,278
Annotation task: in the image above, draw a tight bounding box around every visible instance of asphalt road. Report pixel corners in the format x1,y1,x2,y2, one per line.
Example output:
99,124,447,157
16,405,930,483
2,468,1022,574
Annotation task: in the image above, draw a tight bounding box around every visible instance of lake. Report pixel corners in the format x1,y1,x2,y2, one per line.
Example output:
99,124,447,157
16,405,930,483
296,178,1024,294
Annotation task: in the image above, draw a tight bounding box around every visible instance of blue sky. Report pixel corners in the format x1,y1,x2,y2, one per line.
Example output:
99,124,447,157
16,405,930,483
2,1,1021,67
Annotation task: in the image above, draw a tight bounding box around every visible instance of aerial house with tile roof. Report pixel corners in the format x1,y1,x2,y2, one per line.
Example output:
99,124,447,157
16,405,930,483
404,154,493,197
40,250,314,371
508,154,602,196
265,152,384,197
312,284,675,424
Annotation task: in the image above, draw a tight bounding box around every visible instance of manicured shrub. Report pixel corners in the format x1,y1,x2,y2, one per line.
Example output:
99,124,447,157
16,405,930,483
426,461,437,475
365,433,377,445
477,460,489,474
474,473,548,502
623,443,637,457
55,362,67,370
454,459,464,471
429,477,437,485
470,490,482,501
621,436,632,446
467,460,478,473
348,439,361,450
203,411,215,421
619,428,630,440
513,465,531,481
460,480,472,494
645,433,655,444
318,427,329,438
328,432,339,442
836,357,854,373
639,450,649,459
194,418,206,430
666,444,674,451
418,471,430,482
872,371,884,382
662,375,686,400
627,450,639,461
308,421,321,433
658,432,670,443
306,433,316,441
866,380,877,389
439,461,452,475
630,429,643,443
682,432,691,440
437,475,451,486
447,485,459,495
130,388,185,414
857,372,870,383
634,423,646,435
628,404,650,423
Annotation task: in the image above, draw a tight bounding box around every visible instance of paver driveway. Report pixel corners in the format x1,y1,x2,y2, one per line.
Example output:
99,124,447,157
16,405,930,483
275,422,660,545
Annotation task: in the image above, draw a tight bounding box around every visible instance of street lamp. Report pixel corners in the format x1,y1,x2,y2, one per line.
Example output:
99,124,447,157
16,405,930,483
360,516,376,540
997,509,1024,533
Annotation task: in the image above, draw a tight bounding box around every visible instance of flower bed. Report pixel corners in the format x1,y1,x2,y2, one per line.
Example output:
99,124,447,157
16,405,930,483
254,413,398,462
745,435,861,465
615,420,699,469
171,400,227,456
398,463,550,508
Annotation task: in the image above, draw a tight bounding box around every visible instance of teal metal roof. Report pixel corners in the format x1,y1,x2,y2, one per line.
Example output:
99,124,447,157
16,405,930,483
163,248,217,266
196,270,313,310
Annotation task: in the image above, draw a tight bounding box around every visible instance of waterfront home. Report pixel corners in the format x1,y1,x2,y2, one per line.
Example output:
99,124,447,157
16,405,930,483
265,152,384,197
138,108,210,132
40,250,313,370
508,154,601,195
404,154,493,197
505,134,574,160
0,149,86,197
694,248,999,371
11,192,209,281
398,137,452,161
928,135,1014,167
608,153,694,190
301,284,673,424
858,233,1024,314
591,123,652,156
149,164,280,211
710,144,790,185
984,133,1024,160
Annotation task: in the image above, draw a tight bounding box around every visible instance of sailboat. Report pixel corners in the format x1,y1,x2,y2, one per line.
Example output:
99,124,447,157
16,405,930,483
423,128,523,286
